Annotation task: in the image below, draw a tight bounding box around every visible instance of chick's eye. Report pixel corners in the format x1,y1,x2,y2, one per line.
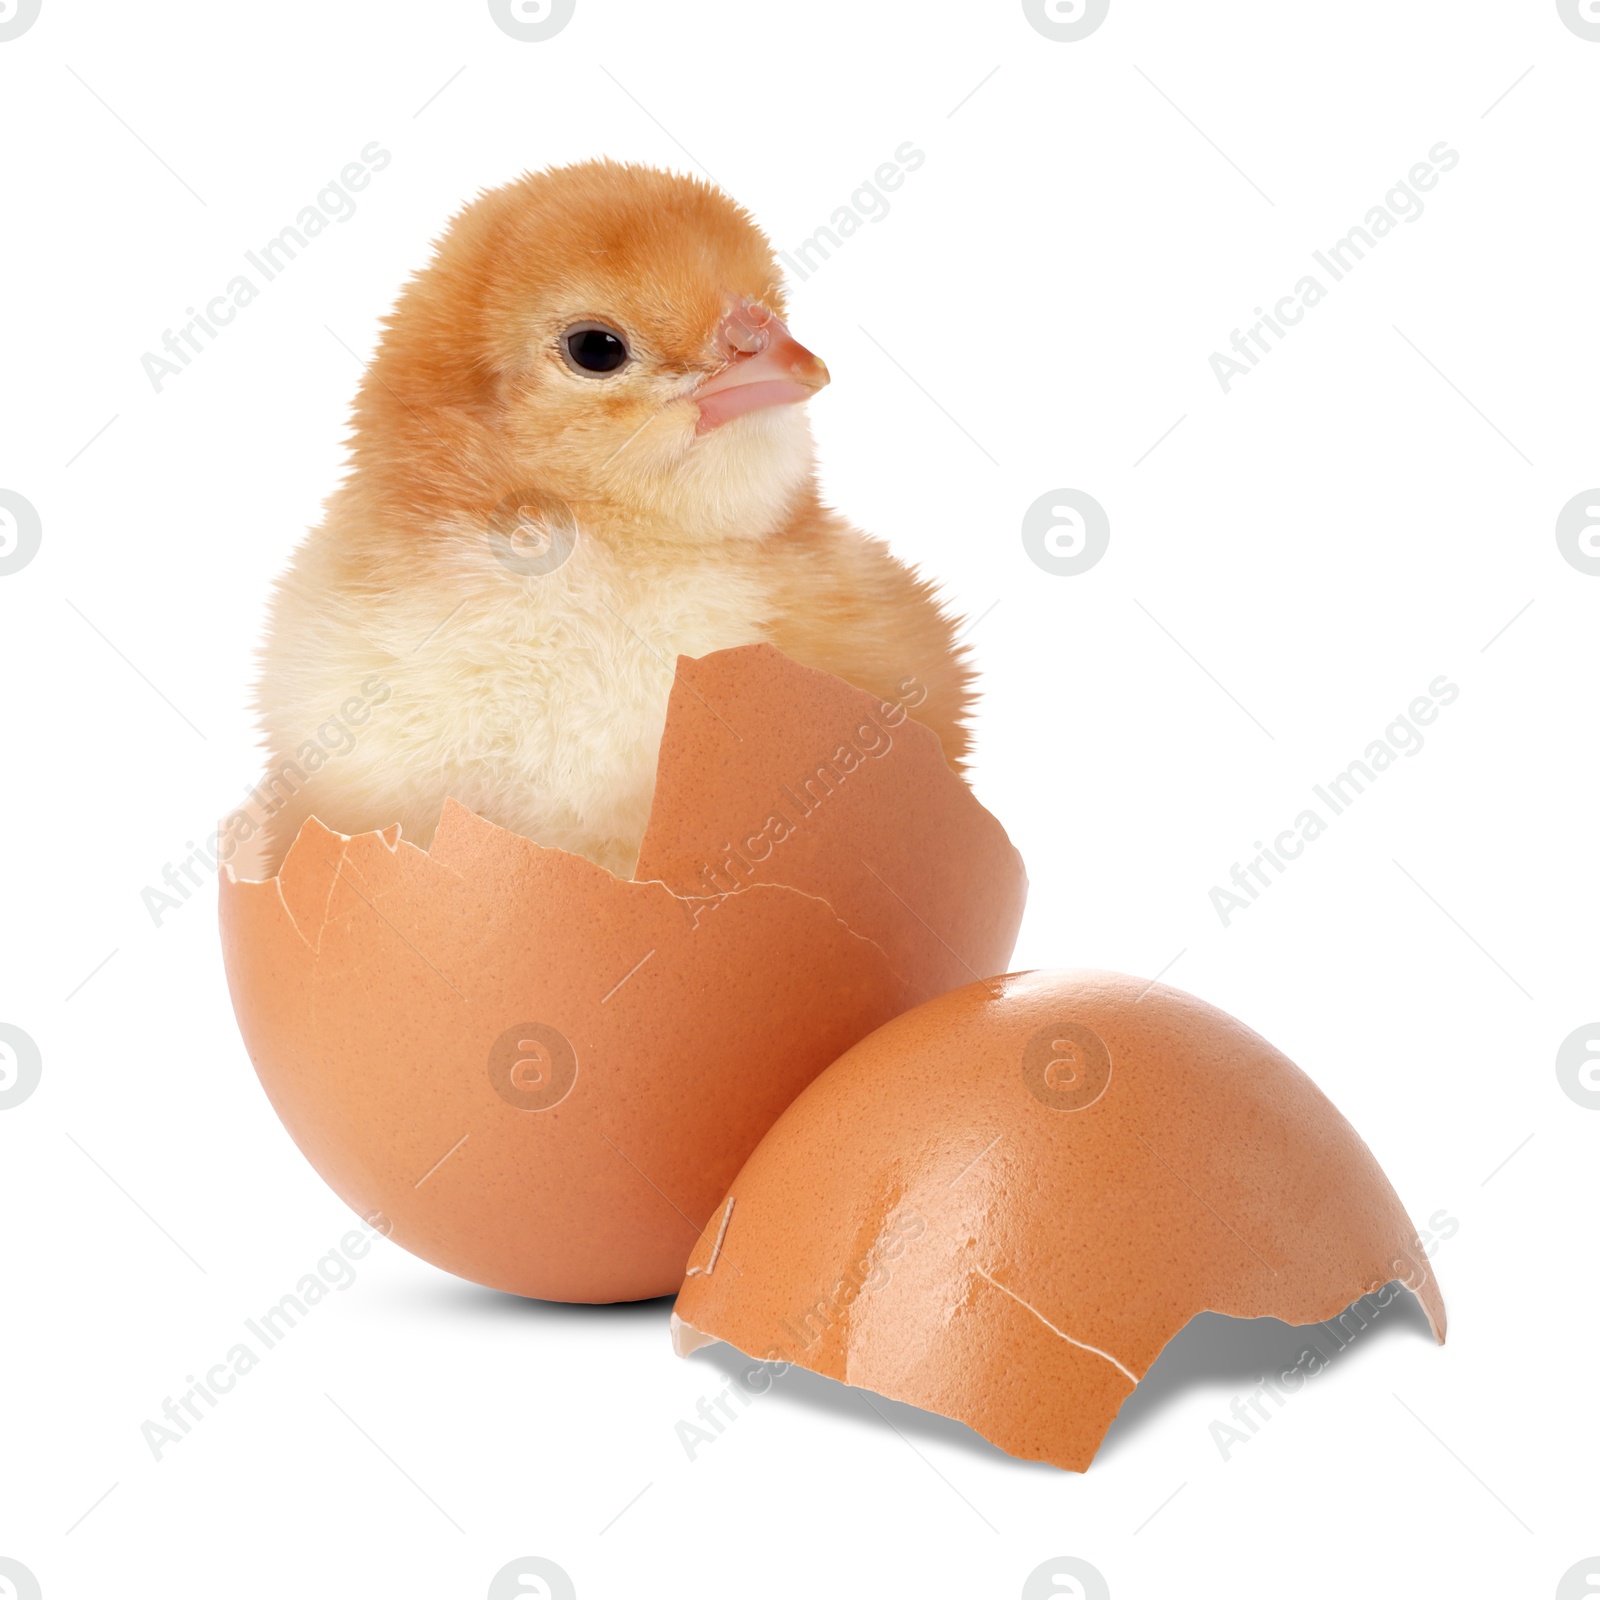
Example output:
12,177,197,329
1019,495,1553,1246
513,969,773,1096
561,322,630,375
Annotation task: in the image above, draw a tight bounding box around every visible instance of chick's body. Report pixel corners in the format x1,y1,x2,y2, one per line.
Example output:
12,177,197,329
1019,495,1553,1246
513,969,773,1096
257,161,971,877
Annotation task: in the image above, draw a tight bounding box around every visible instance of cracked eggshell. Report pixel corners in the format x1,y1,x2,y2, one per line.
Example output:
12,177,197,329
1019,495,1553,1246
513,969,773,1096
219,645,1026,1303
671,969,1446,1469
639,645,1028,1001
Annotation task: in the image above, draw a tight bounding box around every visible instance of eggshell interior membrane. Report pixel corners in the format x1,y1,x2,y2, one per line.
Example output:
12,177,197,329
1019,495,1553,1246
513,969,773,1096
219,645,1027,1302
671,969,1447,1469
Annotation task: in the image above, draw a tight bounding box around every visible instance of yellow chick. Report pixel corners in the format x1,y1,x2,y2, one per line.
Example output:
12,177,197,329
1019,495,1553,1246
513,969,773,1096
255,160,972,877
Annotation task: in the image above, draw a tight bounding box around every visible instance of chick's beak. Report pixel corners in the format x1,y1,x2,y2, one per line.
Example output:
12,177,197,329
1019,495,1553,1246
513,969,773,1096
694,301,829,434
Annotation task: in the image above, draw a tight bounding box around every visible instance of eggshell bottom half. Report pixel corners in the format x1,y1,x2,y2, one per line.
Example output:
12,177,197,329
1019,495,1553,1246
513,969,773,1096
671,970,1446,1469
220,646,1027,1302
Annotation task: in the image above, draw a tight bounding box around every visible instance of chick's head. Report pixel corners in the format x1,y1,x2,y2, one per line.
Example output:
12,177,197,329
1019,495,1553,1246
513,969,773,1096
361,160,829,545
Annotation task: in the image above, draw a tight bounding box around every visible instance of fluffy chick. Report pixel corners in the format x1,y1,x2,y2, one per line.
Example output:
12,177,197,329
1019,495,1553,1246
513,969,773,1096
256,160,972,878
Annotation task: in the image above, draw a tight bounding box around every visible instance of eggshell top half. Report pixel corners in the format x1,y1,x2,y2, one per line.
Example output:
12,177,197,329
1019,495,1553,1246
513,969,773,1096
219,645,1027,1302
671,969,1446,1469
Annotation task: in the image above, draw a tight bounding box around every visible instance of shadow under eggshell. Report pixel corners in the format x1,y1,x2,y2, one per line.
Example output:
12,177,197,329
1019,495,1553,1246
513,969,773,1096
220,645,1027,1303
670,969,1447,1469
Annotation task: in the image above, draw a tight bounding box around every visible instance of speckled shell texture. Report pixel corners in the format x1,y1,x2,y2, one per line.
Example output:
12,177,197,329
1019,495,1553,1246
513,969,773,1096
672,969,1446,1469
219,645,1027,1302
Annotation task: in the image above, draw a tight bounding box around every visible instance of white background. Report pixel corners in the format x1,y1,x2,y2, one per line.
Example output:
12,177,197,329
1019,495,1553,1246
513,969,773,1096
2,1,1596,1596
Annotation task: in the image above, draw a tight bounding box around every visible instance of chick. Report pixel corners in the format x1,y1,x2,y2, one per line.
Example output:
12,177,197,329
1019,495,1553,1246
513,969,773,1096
256,160,972,878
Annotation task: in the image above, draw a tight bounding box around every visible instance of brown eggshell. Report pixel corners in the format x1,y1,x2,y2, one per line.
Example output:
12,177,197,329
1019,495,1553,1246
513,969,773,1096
638,644,1028,1001
220,646,1026,1302
671,970,1446,1469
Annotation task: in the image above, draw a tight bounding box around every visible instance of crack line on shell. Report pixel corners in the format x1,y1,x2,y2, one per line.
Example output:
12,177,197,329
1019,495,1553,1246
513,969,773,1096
973,1264,1139,1385
260,808,913,991
272,836,348,955
686,1195,735,1275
